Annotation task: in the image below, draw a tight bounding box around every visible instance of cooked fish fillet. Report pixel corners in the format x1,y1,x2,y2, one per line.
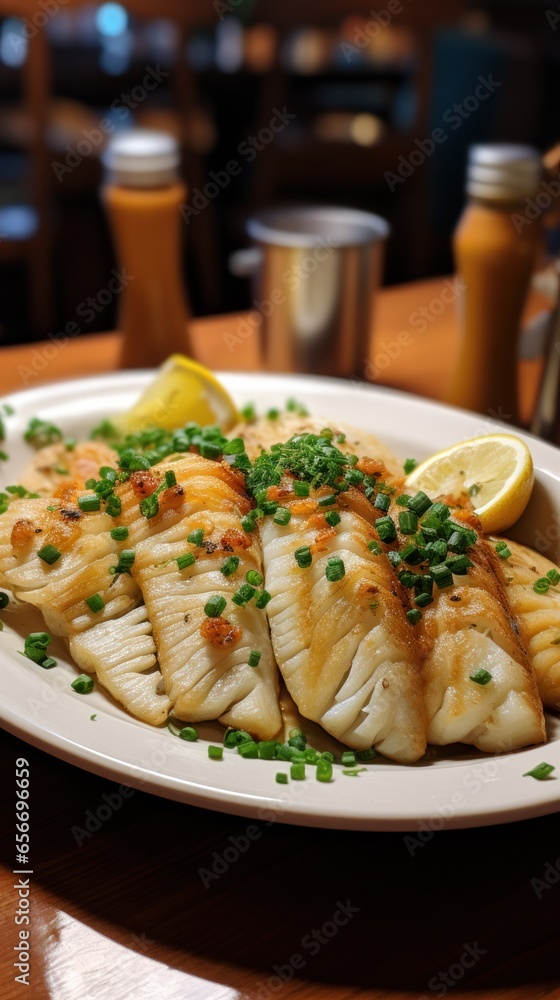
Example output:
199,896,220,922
235,412,402,475
259,483,427,762
70,605,169,725
492,536,560,712
409,514,546,752
114,453,282,740
0,488,139,636
20,441,118,495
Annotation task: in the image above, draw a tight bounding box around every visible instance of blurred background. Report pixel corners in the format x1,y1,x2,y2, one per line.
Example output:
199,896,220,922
0,0,556,344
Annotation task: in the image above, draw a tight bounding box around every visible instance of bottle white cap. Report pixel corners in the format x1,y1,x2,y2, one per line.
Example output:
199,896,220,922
467,144,541,201
102,129,180,187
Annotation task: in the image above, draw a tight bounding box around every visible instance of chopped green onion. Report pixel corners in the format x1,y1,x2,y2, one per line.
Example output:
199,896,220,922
356,747,376,761
78,495,101,513
407,491,432,516
163,470,176,488
0,592,8,609
388,550,401,567
295,546,312,568
403,458,417,474
85,593,105,614
276,772,288,784
468,483,480,497
204,595,227,618
344,469,364,486
426,539,448,565
240,403,255,421
368,540,382,554
342,768,367,776
208,745,223,760
396,494,411,507
273,507,291,526
238,740,258,758
179,726,198,741
177,552,195,570
399,511,418,535
257,741,277,759
470,668,492,685
534,578,551,595
237,584,256,603
267,408,280,421
109,549,135,576
22,631,55,667
547,568,560,586
336,433,346,443
316,758,333,782
376,516,396,543
399,570,417,588
293,481,310,497
494,541,511,558
431,503,450,521
523,762,555,780
406,608,422,625
325,511,341,526
246,570,263,586
318,494,337,507
325,557,345,582
255,590,272,609
341,750,356,767
106,495,122,517
139,495,159,519
24,416,62,448
241,514,258,533
223,437,246,455
445,555,474,576
400,544,425,566
415,592,434,608
248,649,262,668
431,563,453,589
187,528,204,546
290,762,305,780
38,544,61,566
223,728,252,748
374,493,390,512
415,574,433,596
220,556,240,577
71,674,94,694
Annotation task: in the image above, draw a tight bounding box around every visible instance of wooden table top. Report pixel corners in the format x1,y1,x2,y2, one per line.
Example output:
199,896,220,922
1,277,559,1000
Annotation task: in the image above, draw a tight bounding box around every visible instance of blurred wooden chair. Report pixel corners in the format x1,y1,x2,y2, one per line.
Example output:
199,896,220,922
0,0,220,338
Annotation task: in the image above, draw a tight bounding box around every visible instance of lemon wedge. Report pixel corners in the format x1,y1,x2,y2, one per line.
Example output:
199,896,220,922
405,434,534,533
114,355,239,434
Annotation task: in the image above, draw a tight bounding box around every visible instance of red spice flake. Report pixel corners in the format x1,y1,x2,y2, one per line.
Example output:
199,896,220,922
200,616,242,648
221,528,251,550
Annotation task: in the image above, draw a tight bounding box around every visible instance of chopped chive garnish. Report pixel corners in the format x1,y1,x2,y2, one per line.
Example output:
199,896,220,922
345,469,364,486
470,668,492,685
223,437,246,455
547,568,560,586
293,481,310,497
407,491,432,516
257,741,277,759
267,408,280,420
0,592,8,609
316,758,333,782
140,494,159,519
295,546,312,568
109,549,135,576
204,595,227,617
177,551,195,570
71,674,94,694
403,458,417,474
255,590,272,609
431,563,453,589
523,762,555,780
176,725,198,741
187,528,204,546
111,526,128,541
368,540,382,554
356,747,376,761
426,539,448,565
318,494,337,507
208,745,223,760
248,649,262,668
374,493,390,512
336,433,346,443
223,728,252,748
290,762,305,780
85,593,105,613
445,555,474,576
376,516,396,543
241,514,258,533
399,511,418,535
400,544,425,566
399,570,417,588
341,750,356,767
220,556,240,577
414,592,433,608
240,403,255,421
406,608,422,625
534,578,551,595
260,499,279,515
38,544,61,565
237,583,256,603
238,740,258,758
106,495,122,517
273,507,291,526
164,470,176,488
388,550,401,567
495,541,511,558
246,570,263,586
276,772,288,784
78,495,101,513
325,557,345,582
24,416,62,448
396,494,411,507
325,510,341,526
22,631,56,667
431,503,450,521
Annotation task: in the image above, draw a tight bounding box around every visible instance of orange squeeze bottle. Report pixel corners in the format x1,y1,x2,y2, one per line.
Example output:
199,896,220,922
102,129,192,369
446,145,543,424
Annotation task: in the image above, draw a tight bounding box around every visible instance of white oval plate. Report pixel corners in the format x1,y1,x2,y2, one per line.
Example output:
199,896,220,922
1,371,560,831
